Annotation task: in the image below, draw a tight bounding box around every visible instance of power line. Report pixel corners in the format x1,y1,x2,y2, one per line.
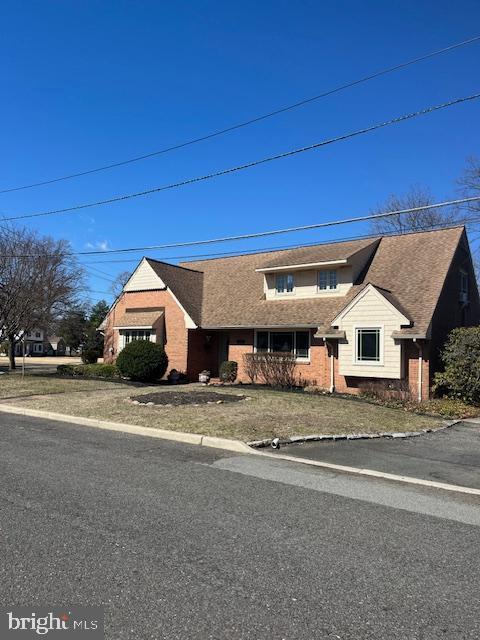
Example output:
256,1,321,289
5,196,480,258
1,34,479,194
77,213,480,266
3,93,480,223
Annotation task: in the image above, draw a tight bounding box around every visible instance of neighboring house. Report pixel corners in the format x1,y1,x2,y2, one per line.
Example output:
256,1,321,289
14,329,45,356
44,336,67,356
102,226,480,400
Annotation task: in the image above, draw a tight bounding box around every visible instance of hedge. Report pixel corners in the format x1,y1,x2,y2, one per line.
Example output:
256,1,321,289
57,363,119,379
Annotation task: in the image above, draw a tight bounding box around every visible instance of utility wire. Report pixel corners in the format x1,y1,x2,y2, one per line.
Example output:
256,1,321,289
3,93,480,223
77,212,480,265
4,196,480,258
1,35,479,194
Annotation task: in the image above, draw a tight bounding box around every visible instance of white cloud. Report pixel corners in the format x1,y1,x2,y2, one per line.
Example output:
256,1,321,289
84,240,110,251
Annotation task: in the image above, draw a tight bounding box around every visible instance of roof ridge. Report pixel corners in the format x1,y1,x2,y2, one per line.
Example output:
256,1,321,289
180,236,379,266
179,225,465,267
146,257,203,274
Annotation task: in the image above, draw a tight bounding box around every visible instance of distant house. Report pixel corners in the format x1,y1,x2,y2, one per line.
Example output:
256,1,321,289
102,226,480,400
45,336,67,356
14,329,45,356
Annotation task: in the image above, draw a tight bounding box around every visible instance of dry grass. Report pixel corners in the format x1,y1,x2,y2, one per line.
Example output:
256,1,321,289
0,374,440,441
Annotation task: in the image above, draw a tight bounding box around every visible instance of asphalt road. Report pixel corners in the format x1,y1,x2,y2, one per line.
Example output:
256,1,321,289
1,413,479,639
274,421,480,489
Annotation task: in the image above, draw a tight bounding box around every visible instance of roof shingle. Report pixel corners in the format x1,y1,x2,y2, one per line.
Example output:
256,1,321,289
177,226,465,333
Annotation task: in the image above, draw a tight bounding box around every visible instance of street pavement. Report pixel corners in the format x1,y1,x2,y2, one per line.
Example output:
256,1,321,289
0,356,83,375
0,413,479,639
272,421,480,489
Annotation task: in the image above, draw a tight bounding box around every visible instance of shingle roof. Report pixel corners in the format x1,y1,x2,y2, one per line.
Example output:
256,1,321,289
176,226,465,333
114,309,164,328
258,237,378,270
146,259,204,326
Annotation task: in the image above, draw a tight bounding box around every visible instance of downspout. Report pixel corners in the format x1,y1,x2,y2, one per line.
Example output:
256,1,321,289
327,340,335,393
413,339,423,403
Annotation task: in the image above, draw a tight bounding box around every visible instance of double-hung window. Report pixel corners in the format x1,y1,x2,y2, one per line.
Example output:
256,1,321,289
318,269,337,291
275,273,294,294
355,328,381,363
255,330,310,360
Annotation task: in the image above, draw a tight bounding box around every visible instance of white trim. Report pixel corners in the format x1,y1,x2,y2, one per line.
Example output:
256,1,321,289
253,328,311,363
255,259,347,273
167,287,197,329
115,325,155,330
353,325,384,366
331,283,410,326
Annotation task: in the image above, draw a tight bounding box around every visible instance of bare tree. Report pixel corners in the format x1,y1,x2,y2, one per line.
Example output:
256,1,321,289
456,156,480,276
458,156,480,210
0,226,84,369
110,270,131,298
370,185,459,235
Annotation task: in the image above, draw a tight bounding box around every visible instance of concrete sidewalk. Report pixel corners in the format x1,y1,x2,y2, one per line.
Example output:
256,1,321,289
271,420,480,489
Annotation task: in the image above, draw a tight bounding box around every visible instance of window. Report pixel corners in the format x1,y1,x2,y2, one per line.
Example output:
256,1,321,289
460,270,468,302
356,328,381,363
275,273,294,294
318,269,337,291
33,343,43,353
123,330,152,346
35,332,41,338
295,331,310,358
255,330,310,359
271,332,294,353
256,331,269,352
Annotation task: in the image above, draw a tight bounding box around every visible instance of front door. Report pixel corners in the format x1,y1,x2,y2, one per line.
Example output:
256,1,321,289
218,331,229,368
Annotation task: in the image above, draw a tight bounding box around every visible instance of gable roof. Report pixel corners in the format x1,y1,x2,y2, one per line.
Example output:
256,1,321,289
145,259,204,326
177,226,466,333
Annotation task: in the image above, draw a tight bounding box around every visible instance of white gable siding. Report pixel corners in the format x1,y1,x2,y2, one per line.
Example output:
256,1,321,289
123,260,165,292
336,287,404,379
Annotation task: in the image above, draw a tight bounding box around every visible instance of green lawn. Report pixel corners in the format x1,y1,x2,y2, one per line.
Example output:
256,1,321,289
0,374,441,441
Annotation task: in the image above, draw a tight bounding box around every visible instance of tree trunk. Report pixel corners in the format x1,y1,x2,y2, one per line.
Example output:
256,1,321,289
8,336,16,370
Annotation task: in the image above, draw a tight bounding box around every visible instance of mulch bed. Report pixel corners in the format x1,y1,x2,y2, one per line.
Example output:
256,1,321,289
130,391,246,406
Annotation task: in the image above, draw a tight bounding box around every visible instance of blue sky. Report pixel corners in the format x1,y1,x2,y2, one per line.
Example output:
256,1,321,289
1,1,479,303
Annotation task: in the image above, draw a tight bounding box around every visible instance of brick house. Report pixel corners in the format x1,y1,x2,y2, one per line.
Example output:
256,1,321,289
102,226,479,400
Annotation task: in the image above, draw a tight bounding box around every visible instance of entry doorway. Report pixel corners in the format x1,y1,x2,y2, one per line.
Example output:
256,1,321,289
218,332,229,369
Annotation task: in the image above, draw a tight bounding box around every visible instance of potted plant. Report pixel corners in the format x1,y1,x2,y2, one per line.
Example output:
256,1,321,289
199,369,211,383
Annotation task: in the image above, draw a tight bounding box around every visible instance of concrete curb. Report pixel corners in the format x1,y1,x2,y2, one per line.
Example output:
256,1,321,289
0,403,254,454
257,449,480,496
247,420,460,448
0,404,477,496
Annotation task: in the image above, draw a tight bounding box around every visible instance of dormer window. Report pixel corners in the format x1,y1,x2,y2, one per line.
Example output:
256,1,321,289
276,273,294,294
318,269,337,291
